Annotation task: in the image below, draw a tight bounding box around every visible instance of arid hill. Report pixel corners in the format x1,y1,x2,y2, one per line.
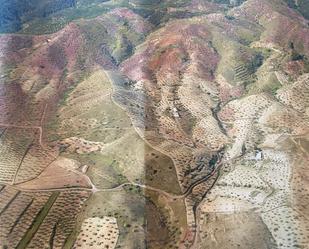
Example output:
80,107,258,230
0,0,308,248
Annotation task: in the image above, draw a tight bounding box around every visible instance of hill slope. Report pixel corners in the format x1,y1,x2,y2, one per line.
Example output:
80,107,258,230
0,0,308,248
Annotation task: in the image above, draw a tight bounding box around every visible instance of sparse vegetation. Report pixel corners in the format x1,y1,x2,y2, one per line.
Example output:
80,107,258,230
0,0,308,248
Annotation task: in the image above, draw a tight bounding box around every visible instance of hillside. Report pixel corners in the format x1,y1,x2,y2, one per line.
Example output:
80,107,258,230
0,0,308,248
